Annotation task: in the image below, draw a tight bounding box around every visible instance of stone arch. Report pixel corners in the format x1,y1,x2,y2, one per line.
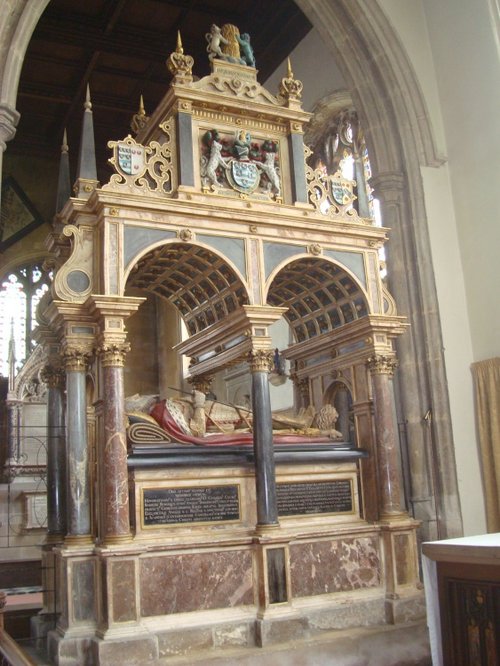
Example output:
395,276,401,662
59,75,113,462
124,240,250,337
296,0,462,538
266,255,370,344
0,0,50,143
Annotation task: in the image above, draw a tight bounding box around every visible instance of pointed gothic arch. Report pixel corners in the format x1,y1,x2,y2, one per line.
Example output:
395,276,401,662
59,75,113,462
296,0,461,538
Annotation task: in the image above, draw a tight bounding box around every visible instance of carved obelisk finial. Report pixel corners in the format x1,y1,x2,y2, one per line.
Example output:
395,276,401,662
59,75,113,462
130,94,149,135
55,129,71,214
167,30,194,83
279,57,303,107
73,84,99,199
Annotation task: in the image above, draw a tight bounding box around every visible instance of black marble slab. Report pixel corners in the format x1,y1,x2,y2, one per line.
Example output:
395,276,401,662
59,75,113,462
128,443,367,468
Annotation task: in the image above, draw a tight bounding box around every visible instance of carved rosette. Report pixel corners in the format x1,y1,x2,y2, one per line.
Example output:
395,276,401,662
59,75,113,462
247,349,274,373
187,374,214,395
40,364,66,389
367,355,399,376
63,347,92,372
98,342,131,367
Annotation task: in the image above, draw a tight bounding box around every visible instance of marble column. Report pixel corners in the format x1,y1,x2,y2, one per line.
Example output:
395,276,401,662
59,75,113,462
63,347,92,543
367,355,405,518
98,342,132,544
248,349,279,527
41,364,67,540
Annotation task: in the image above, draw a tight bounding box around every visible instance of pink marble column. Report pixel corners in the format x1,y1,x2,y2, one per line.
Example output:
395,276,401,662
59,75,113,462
367,355,405,518
99,342,131,544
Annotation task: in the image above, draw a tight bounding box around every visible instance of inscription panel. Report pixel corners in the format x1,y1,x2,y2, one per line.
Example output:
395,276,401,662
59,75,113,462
277,480,353,516
143,485,240,527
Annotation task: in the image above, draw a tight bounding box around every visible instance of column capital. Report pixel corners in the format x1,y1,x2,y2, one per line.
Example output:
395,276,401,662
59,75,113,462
0,103,20,150
63,345,92,372
40,364,66,389
367,354,399,377
97,341,130,367
187,373,214,395
370,171,405,204
247,349,274,373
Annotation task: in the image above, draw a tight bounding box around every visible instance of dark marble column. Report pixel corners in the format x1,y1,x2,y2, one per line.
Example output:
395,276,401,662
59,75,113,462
98,342,132,544
367,355,405,518
248,349,279,527
41,364,67,540
63,347,92,543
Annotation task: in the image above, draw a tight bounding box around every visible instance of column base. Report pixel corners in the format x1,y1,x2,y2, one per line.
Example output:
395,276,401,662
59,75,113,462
64,534,94,547
254,522,281,538
101,533,133,546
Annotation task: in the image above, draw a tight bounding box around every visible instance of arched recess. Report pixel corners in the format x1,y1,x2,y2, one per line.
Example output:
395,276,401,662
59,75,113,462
125,241,250,338
323,379,354,444
266,256,370,344
296,0,462,539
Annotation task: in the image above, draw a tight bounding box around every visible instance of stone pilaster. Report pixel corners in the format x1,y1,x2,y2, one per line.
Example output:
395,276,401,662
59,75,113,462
97,340,132,545
63,345,93,545
367,354,405,518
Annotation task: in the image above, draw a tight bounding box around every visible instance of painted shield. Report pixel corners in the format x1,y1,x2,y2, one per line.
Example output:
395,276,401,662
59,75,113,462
117,142,146,176
330,175,354,205
229,159,260,193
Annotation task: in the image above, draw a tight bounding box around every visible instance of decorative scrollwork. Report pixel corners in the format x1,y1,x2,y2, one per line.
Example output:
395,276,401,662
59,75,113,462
305,145,367,223
104,134,173,196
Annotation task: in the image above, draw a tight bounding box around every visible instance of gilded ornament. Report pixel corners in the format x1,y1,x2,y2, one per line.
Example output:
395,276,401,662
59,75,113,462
63,347,92,372
187,374,214,395
247,349,274,373
40,364,65,389
109,207,119,217
130,95,149,135
308,243,322,256
179,228,194,242
98,342,131,367
367,355,398,376
167,31,194,83
279,58,303,102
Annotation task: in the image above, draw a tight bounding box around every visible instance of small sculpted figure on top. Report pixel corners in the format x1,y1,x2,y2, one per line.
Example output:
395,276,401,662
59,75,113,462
206,24,228,61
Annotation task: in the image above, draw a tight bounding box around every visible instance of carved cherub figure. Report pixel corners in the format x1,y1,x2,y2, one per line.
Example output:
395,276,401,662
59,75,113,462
236,32,255,67
206,24,228,61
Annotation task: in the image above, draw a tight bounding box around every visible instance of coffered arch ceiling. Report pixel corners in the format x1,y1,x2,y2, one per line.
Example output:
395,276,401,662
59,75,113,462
267,257,369,344
125,242,250,337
